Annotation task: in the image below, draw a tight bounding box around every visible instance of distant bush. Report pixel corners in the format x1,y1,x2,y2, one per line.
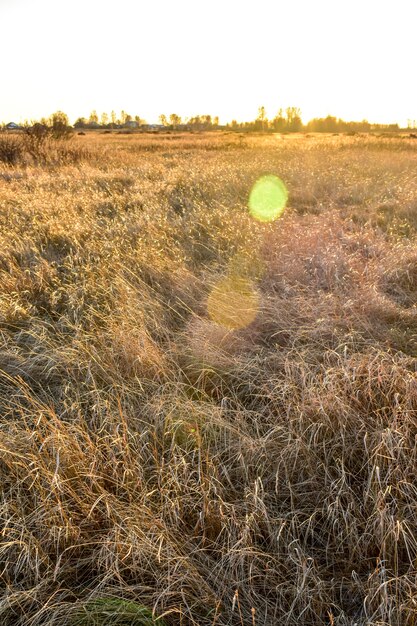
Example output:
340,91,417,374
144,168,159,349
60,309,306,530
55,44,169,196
18,113,73,163
0,135,23,164
18,122,90,165
21,123,51,163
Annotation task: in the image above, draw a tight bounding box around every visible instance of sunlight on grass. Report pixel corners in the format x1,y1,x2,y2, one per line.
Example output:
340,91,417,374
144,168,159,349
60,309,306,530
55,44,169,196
227,250,265,281
248,174,288,222
207,275,259,329
1,133,417,626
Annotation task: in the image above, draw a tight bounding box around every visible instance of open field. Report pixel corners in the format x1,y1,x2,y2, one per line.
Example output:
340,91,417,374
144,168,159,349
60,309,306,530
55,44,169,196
0,132,416,625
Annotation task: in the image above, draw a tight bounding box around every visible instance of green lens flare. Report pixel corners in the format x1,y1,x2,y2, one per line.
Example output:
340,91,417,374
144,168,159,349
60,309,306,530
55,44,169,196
248,175,288,222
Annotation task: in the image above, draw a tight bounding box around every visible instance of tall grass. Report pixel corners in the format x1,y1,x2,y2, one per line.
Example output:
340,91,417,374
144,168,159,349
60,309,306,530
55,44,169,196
0,132,416,625
0,131,93,166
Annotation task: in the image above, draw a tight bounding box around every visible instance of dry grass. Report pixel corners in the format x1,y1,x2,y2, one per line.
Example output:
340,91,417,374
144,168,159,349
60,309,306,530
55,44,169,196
0,132,416,625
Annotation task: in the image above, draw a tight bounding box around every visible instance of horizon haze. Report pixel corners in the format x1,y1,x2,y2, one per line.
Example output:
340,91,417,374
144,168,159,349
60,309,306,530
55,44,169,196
1,0,417,127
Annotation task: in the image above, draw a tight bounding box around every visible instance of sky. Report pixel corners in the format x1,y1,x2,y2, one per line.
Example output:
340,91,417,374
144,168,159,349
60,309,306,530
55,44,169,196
1,0,416,126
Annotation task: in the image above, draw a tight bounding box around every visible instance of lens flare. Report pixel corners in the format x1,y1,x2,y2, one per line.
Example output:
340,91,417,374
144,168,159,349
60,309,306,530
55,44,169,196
248,175,288,222
207,276,259,330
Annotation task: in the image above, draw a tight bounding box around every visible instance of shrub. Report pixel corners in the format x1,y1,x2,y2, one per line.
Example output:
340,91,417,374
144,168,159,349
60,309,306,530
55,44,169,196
19,123,91,165
21,123,51,163
0,135,23,164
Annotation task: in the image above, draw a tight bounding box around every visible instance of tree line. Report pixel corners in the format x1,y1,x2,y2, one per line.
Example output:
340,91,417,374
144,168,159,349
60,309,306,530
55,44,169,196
228,107,400,133
2,108,402,133
74,112,221,130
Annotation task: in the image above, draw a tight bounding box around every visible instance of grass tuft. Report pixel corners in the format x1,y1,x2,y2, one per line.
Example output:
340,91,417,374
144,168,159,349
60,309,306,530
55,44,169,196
70,598,166,625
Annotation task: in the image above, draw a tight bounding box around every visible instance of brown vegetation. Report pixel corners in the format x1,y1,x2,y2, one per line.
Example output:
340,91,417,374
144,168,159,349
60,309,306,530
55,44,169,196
0,132,416,625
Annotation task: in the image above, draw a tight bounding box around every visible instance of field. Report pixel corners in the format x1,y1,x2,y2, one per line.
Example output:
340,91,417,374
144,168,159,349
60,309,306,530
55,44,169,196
0,131,416,625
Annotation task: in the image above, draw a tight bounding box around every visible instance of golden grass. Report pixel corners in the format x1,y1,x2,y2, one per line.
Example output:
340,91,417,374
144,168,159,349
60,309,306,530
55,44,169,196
0,132,416,625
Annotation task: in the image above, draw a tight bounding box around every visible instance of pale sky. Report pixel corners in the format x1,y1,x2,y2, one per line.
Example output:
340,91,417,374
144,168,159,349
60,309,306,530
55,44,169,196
1,0,416,126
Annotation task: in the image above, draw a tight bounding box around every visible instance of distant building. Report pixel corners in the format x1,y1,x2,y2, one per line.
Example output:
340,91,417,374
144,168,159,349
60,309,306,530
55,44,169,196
125,120,139,129
140,124,165,131
6,122,19,130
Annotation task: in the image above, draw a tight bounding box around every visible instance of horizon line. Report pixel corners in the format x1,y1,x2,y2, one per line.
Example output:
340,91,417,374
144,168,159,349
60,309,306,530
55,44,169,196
2,110,415,128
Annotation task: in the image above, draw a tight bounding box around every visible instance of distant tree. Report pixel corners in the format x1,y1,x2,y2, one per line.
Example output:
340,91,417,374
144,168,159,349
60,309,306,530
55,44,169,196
50,110,69,126
359,119,371,132
89,110,99,124
257,106,267,131
74,117,87,129
272,108,286,132
120,110,129,125
325,116,338,132
134,115,142,125
110,110,117,126
159,114,168,126
285,107,303,132
100,112,109,127
49,111,72,139
213,116,219,128
188,115,201,129
307,115,338,133
169,113,181,129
